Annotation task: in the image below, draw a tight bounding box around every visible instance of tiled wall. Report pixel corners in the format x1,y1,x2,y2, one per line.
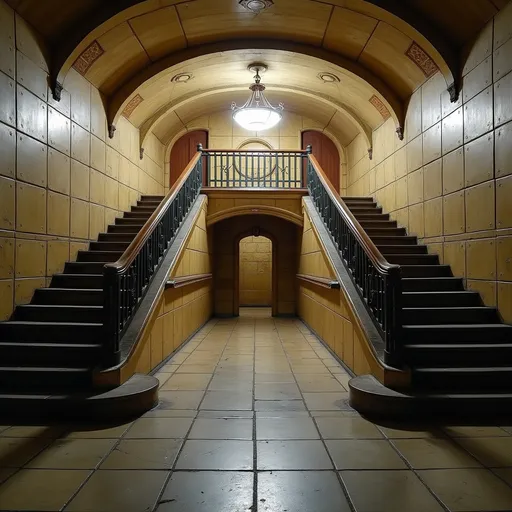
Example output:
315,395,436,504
0,1,166,320
121,199,213,378
346,3,512,323
297,208,372,375
239,236,272,306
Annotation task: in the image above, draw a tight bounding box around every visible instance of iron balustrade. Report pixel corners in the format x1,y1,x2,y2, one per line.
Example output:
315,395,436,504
306,156,402,365
103,152,203,363
200,146,310,188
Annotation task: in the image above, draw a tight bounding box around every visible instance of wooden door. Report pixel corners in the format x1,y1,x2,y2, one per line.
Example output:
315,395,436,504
170,130,208,186
302,131,340,192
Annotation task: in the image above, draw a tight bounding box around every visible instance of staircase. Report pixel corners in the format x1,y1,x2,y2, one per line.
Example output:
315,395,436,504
343,196,512,395
0,195,164,393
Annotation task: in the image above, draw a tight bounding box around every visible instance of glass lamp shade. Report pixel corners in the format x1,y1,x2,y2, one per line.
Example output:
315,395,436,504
233,107,282,131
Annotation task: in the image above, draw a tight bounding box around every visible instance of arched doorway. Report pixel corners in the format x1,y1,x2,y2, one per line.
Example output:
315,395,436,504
238,234,273,310
302,131,340,192
169,130,208,186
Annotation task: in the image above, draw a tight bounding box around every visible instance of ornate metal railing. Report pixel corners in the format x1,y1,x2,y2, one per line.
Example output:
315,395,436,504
200,146,310,188
103,152,203,362
307,155,402,364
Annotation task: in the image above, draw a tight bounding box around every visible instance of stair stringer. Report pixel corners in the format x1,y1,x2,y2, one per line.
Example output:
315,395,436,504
94,194,213,388
301,197,409,389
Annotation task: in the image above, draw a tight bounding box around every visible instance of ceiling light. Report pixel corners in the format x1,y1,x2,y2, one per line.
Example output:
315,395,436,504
318,72,340,83
232,64,284,132
171,73,193,83
239,0,274,13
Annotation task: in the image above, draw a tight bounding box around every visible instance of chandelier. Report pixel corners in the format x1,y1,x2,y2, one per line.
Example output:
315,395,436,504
232,64,284,132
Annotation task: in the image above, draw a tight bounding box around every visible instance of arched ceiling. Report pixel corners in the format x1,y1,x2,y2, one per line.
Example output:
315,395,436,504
6,0,508,151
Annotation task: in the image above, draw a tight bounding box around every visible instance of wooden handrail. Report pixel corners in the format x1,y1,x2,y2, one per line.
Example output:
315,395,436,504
201,149,310,153
105,152,202,274
166,273,213,289
308,155,399,275
297,274,340,289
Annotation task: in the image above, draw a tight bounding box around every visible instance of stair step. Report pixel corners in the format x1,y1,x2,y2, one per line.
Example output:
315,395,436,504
367,228,407,237
400,265,453,278
341,196,374,202
65,262,106,274
403,306,499,325
51,274,103,289
140,195,164,201
402,324,512,344
350,207,383,215
346,201,377,208
115,218,146,226
0,342,102,366
137,200,161,207
386,254,439,265
33,288,103,306
377,245,427,255
13,305,103,323
412,367,512,392
402,277,464,292
403,343,512,367
124,211,151,219
359,220,398,229
90,241,130,252
0,366,91,392
402,291,482,307
98,232,137,242
108,224,142,234
131,205,156,213
371,236,417,245
77,250,123,263
0,321,103,343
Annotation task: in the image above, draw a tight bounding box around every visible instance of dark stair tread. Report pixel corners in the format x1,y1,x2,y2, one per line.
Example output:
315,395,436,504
16,304,103,311
0,321,103,327
0,341,102,349
404,343,512,350
404,324,512,330
413,367,512,373
403,306,496,312
0,366,91,373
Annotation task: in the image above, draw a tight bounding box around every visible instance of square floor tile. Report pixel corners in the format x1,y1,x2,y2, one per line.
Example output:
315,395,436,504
176,440,253,470
176,364,217,373
0,469,90,511
66,470,169,512
197,411,254,419
189,418,253,440
257,440,332,469
100,439,182,469
142,409,197,418
200,391,252,410
157,391,205,410
316,417,384,439
392,438,481,469
257,418,319,440
258,471,350,512
27,439,116,470
64,423,132,439
125,418,193,439
255,383,301,400
155,373,172,387
0,438,51,467
341,470,444,512
255,373,296,383
326,440,407,470
208,375,253,391
157,471,253,511
419,468,512,511
290,365,331,374
455,437,512,467
160,373,212,391
255,400,306,412
296,375,346,392
303,392,350,411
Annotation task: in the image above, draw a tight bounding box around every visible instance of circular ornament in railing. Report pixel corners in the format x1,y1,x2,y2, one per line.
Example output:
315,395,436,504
230,139,279,181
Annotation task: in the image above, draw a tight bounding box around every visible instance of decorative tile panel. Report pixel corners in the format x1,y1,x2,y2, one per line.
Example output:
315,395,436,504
406,42,438,78
369,95,391,120
122,94,144,119
72,41,104,76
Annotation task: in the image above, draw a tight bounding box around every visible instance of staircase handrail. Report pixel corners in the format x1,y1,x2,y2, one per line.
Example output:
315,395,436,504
307,154,402,364
103,151,203,362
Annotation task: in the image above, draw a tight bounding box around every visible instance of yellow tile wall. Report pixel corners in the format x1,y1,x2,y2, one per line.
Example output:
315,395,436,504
297,207,372,376
239,235,272,306
0,2,166,319
346,4,512,322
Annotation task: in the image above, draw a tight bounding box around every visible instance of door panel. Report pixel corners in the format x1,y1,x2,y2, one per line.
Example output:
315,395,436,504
302,131,340,192
170,130,208,186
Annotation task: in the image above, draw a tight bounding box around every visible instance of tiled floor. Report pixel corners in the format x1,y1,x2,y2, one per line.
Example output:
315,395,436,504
2,308,512,510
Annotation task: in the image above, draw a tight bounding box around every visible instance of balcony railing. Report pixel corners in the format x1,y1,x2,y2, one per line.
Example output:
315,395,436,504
200,145,310,188
306,156,402,365
103,152,203,363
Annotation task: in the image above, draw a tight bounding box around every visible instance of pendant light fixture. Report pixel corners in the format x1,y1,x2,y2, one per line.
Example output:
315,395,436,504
232,64,284,132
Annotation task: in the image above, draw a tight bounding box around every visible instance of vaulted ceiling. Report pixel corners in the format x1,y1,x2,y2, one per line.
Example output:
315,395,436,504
5,0,507,149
